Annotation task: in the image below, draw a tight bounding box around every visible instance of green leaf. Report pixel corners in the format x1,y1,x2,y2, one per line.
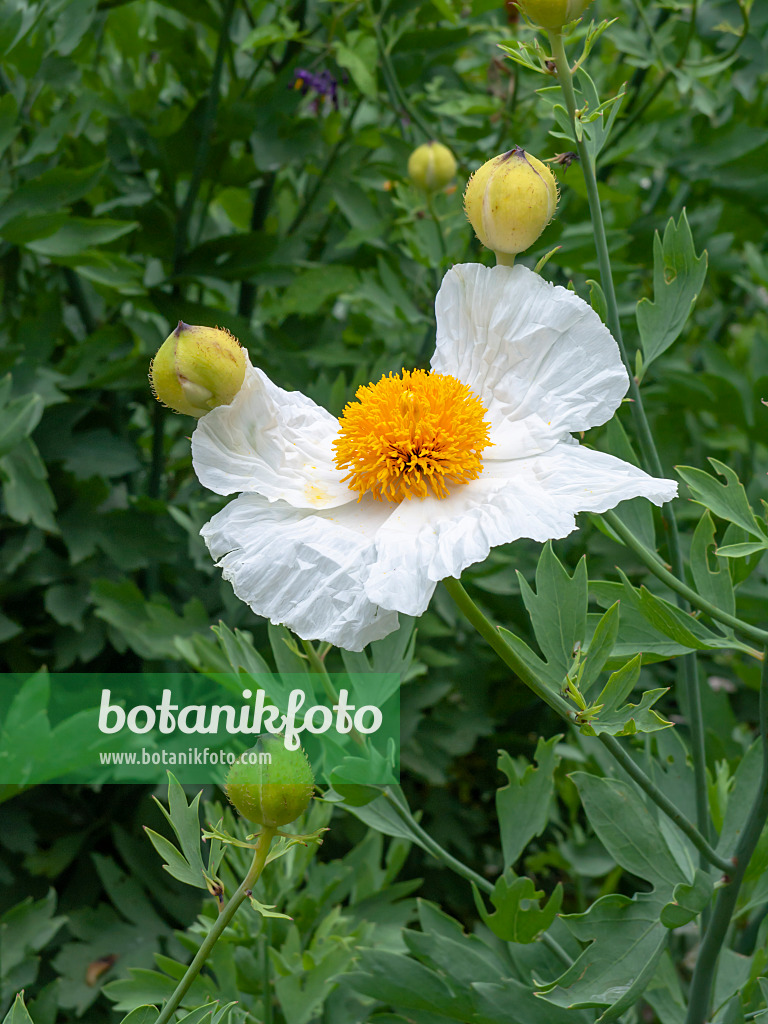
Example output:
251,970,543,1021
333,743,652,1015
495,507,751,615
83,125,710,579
240,18,299,50
636,211,708,368
716,541,767,558
0,890,66,1001
334,33,377,98
25,218,137,258
472,872,562,943
496,735,561,866
0,390,44,458
516,543,588,680
118,1007,160,1024
580,602,620,695
0,438,58,532
0,93,19,160
570,773,686,889
341,788,431,856
677,459,767,541
690,511,735,616
474,980,593,1024
0,163,105,229
104,967,214,1014
247,894,292,920
149,774,207,890
587,277,607,322
2,995,35,1024
660,868,715,928
348,949,466,1018
536,892,668,1021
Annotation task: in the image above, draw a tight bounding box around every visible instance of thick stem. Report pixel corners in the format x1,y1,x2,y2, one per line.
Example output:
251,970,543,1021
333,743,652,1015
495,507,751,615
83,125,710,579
602,510,768,649
156,828,276,1024
598,734,731,873
300,638,365,748
443,579,731,874
685,649,768,1024
548,28,711,862
442,578,576,720
382,787,493,894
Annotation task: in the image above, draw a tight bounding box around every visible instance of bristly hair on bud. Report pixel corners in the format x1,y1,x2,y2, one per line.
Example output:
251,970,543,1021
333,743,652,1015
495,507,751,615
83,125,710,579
463,147,558,264
149,322,247,418
226,735,315,828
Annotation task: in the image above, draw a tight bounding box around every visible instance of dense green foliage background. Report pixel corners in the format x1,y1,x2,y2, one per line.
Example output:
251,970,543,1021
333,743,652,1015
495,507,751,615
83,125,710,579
1,0,768,1021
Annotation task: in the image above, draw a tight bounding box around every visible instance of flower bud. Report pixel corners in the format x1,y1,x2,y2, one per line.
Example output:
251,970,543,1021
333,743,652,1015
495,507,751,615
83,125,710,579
464,147,558,259
226,736,314,828
149,322,247,418
407,141,457,193
516,0,593,31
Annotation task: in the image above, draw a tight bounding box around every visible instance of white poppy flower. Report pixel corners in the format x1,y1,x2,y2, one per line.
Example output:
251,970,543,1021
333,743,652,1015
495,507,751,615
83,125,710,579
192,264,677,652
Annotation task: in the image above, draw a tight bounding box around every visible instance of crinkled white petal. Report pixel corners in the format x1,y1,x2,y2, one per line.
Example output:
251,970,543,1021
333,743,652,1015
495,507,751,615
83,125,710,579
192,363,353,509
524,441,678,513
432,263,629,459
201,492,399,652
365,442,676,617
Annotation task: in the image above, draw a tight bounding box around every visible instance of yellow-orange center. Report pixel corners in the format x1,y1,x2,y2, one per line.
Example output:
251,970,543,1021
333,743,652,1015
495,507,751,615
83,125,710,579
333,369,492,502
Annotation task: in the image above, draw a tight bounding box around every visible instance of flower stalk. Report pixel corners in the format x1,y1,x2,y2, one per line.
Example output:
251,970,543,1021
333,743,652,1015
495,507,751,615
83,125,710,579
547,27,712,864
685,647,768,1024
602,510,768,649
443,577,732,875
155,827,276,1024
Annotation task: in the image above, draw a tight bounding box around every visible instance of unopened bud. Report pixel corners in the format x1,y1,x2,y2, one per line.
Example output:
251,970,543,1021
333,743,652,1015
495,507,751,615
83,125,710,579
226,735,314,828
464,146,558,260
516,0,593,31
149,322,246,418
408,141,457,193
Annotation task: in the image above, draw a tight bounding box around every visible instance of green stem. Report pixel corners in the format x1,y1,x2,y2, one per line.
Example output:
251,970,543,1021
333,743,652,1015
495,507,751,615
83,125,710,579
286,96,363,236
382,786,493,894
685,649,768,1024
443,579,731,874
369,1,432,140
156,827,276,1024
602,510,768,648
598,734,732,873
172,0,235,269
549,28,711,862
300,638,366,748
442,578,576,720
425,192,448,268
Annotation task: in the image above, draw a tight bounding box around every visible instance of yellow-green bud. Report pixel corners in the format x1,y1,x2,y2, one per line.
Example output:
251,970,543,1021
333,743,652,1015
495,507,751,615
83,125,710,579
226,736,314,828
516,0,593,30
464,146,558,259
407,141,457,193
149,321,247,418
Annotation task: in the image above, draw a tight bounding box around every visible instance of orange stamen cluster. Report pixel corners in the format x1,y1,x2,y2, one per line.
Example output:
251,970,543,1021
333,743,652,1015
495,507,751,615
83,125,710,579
333,369,492,503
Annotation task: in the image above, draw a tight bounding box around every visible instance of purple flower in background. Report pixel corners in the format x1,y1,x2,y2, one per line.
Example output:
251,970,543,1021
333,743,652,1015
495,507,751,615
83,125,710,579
292,68,339,112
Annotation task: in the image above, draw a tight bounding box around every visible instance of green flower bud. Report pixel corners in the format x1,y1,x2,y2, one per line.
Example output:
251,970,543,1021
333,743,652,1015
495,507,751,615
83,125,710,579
226,736,314,828
407,141,457,193
149,321,247,418
516,0,593,31
463,147,558,259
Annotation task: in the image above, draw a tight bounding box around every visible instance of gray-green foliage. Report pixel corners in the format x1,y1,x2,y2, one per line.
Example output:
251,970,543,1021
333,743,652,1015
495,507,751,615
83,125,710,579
3,0,768,1021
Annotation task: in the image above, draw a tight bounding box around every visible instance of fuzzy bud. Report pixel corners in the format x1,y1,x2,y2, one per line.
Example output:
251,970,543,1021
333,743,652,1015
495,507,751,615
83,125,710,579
464,146,558,259
516,0,593,30
149,321,247,418
407,141,457,193
226,736,314,828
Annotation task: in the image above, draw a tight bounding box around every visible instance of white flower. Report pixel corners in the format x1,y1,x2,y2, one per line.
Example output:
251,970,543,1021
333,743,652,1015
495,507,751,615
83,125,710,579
192,264,677,652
